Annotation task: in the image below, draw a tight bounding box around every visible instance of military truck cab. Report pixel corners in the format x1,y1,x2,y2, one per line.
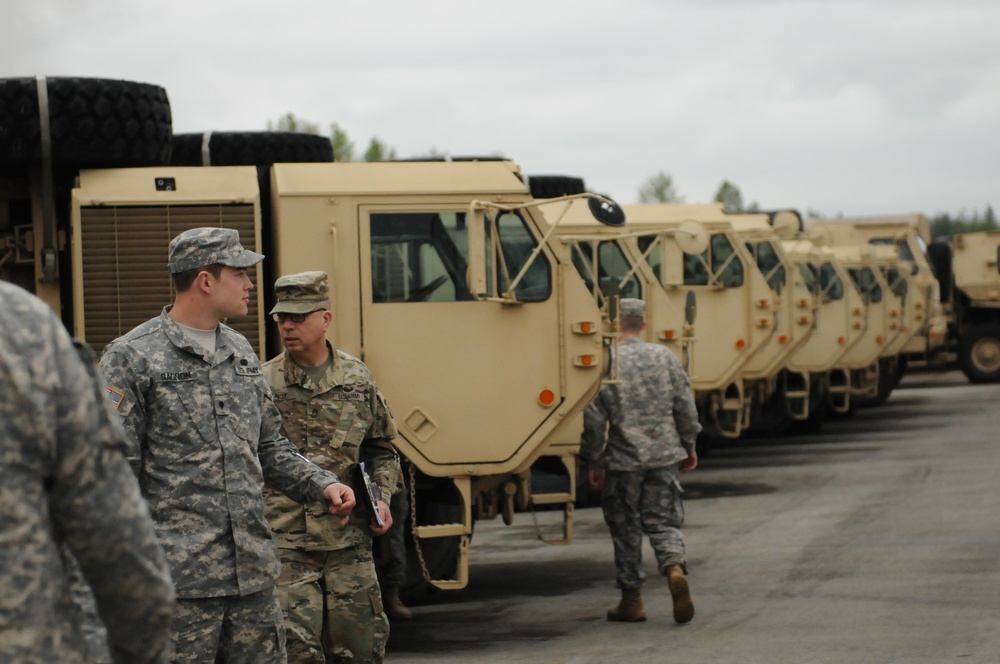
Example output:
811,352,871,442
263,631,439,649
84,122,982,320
929,231,1000,382
14,153,623,595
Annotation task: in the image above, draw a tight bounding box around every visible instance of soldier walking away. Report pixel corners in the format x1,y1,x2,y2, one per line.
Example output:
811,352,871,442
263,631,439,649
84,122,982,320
262,271,402,663
0,280,175,663
580,298,702,625
97,228,356,663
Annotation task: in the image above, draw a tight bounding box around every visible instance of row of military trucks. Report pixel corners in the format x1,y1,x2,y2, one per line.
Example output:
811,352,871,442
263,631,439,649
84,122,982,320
2,76,997,601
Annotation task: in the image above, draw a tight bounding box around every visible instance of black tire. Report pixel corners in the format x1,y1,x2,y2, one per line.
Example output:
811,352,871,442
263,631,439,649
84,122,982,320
958,324,1000,383
0,76,172,171
527,175,587,199
855,357,897,408
169,131,333,166
743,386,795,439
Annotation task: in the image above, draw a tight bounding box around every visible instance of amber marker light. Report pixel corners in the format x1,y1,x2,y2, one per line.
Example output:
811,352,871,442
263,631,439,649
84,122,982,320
798,316,810,325
757,318,770,328
853,307,863,315
837,336,846,344
853,322,862,329
778,334,789,344
573,355,598,367
538,389,556,407
572,321,596,334
798,298,809,307
757,298,770,308
735,339,747,349
876,335,883,344
659,329,676,341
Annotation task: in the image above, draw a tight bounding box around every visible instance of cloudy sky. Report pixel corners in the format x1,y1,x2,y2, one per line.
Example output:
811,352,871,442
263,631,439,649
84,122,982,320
5,0,999,218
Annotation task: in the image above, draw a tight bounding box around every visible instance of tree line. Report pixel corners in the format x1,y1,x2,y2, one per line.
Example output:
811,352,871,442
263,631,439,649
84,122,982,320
268,114,993,239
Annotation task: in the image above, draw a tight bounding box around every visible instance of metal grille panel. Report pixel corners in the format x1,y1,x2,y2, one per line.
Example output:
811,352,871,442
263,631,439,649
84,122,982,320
78,204,262,356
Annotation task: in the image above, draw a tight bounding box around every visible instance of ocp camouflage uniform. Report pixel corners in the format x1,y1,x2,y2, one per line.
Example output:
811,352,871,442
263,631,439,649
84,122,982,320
264,345,400,664
0,281,174,663
580,335,702,591
99,307,342,663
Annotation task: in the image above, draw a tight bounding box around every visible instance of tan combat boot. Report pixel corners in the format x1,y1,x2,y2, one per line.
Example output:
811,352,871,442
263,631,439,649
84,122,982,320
383,586,412,621
606,588,647,622
666,564,694,624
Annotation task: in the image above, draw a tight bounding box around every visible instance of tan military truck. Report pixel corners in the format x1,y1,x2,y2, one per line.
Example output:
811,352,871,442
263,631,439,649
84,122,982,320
811,241,896,403
1,77,626,597
725,212,819,436
807,215,947,372
928,231,1000,382
778,238,865,420
542,199,758,439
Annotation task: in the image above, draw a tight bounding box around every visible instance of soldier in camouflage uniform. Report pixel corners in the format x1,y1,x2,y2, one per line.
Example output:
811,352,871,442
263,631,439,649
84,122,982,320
0,280,175,663
262,271,401,664
98,228,357,664
580,298,702,625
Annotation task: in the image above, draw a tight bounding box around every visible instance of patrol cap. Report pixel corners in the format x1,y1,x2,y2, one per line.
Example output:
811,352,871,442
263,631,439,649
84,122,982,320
619,298,646,319
168,227,264,274
269,271,331,315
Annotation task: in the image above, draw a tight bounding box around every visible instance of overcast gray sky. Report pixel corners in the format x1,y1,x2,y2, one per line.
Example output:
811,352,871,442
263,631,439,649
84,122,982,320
4,0,998,218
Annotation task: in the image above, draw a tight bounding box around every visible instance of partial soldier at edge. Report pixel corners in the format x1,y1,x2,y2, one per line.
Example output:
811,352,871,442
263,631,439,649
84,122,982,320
0,280,175,663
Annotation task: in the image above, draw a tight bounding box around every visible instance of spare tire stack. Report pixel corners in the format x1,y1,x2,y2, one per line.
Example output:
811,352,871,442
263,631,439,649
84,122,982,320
0,76,173,172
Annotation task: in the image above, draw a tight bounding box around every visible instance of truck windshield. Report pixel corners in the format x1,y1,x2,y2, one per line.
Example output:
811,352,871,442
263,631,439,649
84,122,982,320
370,210,550,303
848,267,883,304
637,233,744,288
567,240,642,303
746,240,786,293
818,262,845,301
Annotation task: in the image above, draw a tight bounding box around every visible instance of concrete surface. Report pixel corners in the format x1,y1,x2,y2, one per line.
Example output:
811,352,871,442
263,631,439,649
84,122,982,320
385,369,1000,663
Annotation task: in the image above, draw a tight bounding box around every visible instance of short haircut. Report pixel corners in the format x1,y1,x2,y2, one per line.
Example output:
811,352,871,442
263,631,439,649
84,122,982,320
620,315,644,333
171,263,226,292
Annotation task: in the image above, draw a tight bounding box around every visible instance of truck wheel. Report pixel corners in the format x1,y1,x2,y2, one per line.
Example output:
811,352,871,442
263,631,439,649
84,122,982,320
958,324,1000,383
526,175,587,199
855,357,897,408
0,76,172,171
169,131,333,166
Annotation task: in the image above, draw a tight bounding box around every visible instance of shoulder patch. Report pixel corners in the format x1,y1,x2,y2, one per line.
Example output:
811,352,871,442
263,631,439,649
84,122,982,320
105,386,125,410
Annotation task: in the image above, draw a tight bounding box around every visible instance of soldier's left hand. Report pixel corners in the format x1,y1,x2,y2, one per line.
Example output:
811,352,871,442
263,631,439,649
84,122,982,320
323,482,356,525
370,500,393,536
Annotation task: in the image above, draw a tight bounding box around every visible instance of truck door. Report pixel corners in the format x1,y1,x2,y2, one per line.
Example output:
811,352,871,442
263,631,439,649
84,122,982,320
358,206,574,474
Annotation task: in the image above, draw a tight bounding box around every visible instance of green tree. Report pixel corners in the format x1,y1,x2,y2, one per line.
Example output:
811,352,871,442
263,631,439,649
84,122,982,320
930,205,999,240
267,112,320,135
714,180,743,212
363,137,398,162
329,123,355,162
713,180,761,213
638,171,683,204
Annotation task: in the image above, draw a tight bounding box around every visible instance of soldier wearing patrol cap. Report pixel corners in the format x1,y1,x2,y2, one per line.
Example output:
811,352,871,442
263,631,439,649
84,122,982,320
262,271,401,664
580,297,702,625
97,228,358,663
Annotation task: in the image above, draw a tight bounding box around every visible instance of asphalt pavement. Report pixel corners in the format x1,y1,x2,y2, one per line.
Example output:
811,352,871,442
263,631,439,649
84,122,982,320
386,368,1000,664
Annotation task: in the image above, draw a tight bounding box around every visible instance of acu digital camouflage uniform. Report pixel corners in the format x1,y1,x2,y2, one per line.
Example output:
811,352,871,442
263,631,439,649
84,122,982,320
263,271,401,664
580,298,702,594
98,228,344,663
0,280,174,664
